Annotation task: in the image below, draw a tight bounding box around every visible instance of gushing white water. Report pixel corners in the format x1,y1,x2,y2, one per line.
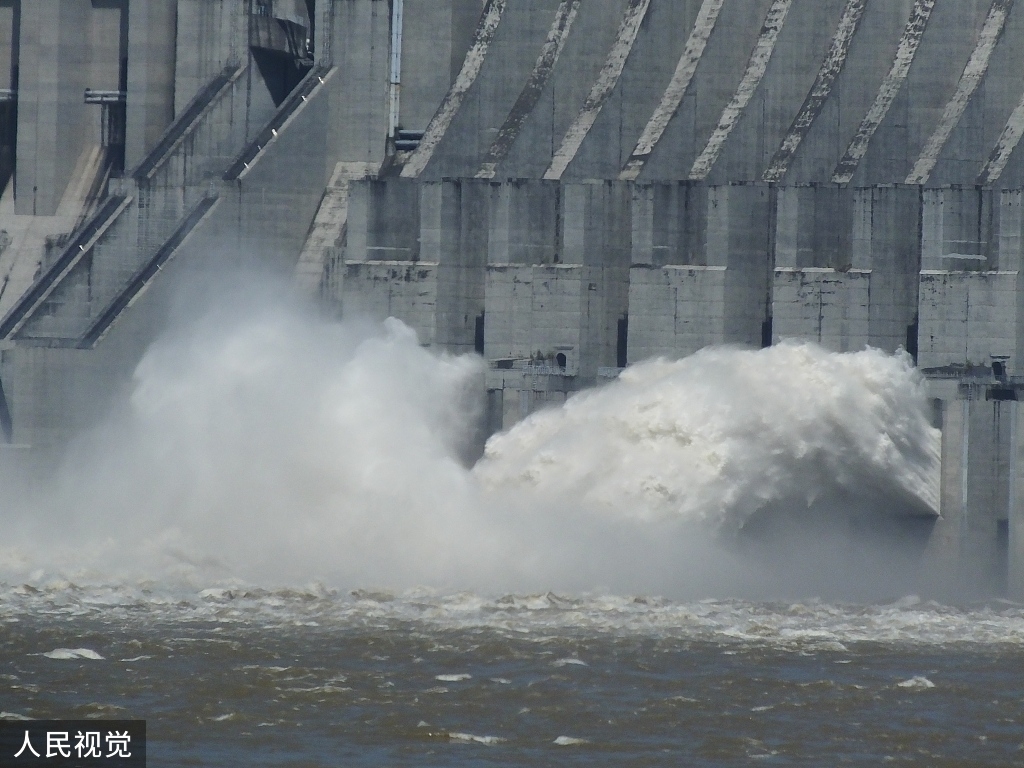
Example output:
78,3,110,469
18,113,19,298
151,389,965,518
0,304,940,598
477,343,940,530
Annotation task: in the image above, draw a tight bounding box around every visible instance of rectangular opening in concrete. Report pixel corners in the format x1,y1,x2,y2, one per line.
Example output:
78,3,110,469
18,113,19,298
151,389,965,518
905,315,918,363
0,375,11,443
0,0,17,198
616,314,628,367
250,0,315,105
987,387,1018,402
0,97,14,197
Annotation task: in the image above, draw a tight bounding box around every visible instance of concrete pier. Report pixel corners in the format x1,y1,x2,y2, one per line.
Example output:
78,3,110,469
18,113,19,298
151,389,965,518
924,382,1021,599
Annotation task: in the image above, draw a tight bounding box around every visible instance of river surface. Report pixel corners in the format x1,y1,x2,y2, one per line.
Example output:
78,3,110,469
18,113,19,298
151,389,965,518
2,584,1023,767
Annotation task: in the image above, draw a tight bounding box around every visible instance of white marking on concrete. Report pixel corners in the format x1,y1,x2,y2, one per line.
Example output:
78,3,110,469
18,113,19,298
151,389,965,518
543,0,652,181
619,0,726,181
294,162,377,295
980,69,1024,182
832,0,936,185
401,0,507,179
688,0,794,181
762,0,867,183
477,0,582,179
906,0,1013,185
236,67,338,181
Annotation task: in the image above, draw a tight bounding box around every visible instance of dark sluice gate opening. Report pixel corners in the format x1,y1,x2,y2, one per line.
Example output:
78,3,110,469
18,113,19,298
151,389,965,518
251,48,312,106
735,496,937,600
474,312,485,355
617,315,628,367
0,99,16,198
761,317,773,348
0,376,11,443
906,314,919,364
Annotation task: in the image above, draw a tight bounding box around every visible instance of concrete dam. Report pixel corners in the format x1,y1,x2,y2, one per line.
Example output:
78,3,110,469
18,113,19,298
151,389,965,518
0,0,1023,597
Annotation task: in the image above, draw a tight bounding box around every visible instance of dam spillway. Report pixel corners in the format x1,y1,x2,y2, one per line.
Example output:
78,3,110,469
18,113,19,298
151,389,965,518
0,0,1022,598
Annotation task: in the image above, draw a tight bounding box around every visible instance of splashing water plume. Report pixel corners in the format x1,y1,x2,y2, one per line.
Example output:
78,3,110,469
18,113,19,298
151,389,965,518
0,302,940,599
476,342,940,529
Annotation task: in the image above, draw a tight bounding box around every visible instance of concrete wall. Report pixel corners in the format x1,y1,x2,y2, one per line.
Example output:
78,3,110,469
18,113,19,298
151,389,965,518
0,1,16,89
390,0,1024,188
924,394,1017,599
173,0,246,113
126,0,178,171
399,0,484,133
772,184,920,353
340,178,629,373
918,271,1020,373
341,261,440,345
15,0,94,214
328,0,390,166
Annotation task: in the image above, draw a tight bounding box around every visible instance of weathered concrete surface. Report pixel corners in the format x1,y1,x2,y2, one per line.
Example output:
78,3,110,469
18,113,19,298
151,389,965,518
923,394,1017,600
16,0,95,215
126,0,178,171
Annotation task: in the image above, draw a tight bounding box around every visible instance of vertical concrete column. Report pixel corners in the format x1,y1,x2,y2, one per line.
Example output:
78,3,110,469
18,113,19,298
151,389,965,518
920,188,944,271
707,184,773,269
419,180,444,263
630,184,654,265
1010,403,1024,600
773,185,801,268
0,3,20,196
346,181,370,261
712,184,770,346
487,183,510,264
126,0,177,171
851,188,873,270
173,0,246,116
329,0,390,165
561,183,587,266
433,179,488,353
426,180,460,348
925,394,1015,599
15,0,90,215
996,190,1023,272
0,2,16,88
399,0,481,131
705,185,729,268
963,397,1013,596
923,396,970,598
859,185,920,352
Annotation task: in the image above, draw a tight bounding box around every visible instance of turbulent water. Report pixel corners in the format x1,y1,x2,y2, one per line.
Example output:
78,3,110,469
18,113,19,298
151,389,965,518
3,305,1016,766
3,585,1024,766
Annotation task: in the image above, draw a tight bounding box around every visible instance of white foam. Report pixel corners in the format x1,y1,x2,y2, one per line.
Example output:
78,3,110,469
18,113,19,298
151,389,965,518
897,675,936,689
448,732,505,745
477,343,939,530
5,581,1023,647
42,648,104,660
554,736,589,746
435,674,471,682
